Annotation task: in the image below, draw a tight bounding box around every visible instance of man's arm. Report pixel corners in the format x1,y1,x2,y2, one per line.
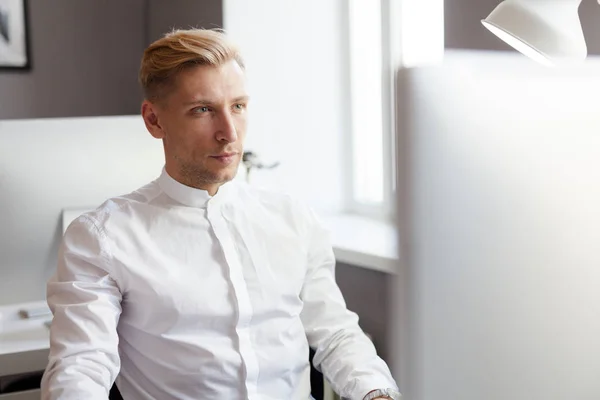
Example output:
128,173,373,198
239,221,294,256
41,216,122,400
299,208,399,400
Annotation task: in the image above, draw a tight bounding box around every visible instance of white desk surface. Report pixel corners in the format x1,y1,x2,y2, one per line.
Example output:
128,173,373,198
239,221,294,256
0,301,51,357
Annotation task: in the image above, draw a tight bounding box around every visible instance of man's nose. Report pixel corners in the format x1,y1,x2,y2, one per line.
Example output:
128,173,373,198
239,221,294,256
215,110,238,143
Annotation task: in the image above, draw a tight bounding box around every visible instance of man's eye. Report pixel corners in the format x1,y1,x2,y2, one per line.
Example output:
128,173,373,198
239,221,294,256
194,106,210,113
234,103,245,110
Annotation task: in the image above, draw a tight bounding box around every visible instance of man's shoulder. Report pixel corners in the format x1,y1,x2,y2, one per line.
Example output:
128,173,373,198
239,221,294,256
69,179,161,234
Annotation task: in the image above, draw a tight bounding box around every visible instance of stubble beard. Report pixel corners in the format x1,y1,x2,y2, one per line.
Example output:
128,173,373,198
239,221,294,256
176,157,238,189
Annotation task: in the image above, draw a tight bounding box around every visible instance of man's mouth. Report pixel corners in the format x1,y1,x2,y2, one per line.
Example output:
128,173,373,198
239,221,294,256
210,152,238,164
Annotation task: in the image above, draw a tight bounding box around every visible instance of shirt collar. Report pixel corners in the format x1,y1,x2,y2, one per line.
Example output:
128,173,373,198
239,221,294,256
157,167,233,209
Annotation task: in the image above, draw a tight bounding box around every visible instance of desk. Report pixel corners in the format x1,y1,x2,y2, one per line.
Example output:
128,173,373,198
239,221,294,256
0,302,50,399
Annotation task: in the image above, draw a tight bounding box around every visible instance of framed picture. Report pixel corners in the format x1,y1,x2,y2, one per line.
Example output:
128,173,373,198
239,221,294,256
0,0,29,69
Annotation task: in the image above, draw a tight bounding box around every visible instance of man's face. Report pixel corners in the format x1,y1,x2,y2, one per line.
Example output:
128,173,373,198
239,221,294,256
142,60,249,194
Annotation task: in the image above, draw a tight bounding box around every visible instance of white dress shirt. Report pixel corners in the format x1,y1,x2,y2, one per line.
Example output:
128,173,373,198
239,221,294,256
42,169,397,400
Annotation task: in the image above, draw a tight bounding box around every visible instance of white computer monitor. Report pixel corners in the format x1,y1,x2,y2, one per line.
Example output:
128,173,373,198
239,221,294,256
0,115,164,305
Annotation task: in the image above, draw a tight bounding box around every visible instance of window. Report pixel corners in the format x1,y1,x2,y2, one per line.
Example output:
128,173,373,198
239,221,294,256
345,0,444,219
347,0,387,216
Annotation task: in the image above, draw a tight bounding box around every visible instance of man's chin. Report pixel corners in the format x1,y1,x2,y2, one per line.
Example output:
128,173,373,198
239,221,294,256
211,167,238,184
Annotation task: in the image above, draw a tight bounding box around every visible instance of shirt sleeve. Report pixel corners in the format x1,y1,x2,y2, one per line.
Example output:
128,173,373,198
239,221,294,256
41,215,122,400
298,208,399,400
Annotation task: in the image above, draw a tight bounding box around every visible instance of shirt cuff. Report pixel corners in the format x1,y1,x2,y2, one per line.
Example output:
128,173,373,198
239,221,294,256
347,378,400,400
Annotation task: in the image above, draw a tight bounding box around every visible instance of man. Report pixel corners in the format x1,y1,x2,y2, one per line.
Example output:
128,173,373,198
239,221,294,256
41,29,400,400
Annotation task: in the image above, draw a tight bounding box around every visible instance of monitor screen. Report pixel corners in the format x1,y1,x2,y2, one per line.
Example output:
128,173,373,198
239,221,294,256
0,115,164,305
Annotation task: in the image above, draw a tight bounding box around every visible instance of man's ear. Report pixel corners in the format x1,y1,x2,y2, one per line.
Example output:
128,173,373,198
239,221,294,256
142,100,166,139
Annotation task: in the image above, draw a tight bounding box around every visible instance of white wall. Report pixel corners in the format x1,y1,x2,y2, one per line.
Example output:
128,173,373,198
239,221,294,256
223,0,347,213
394,50,600,400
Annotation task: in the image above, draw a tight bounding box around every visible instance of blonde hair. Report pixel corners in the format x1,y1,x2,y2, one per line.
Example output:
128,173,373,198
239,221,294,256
139,28,245,101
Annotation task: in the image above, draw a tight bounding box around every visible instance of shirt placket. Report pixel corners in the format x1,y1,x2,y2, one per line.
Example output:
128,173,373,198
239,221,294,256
207,200,260,399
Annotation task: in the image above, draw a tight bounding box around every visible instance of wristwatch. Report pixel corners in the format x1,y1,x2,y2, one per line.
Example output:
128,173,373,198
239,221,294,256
363,388,402,400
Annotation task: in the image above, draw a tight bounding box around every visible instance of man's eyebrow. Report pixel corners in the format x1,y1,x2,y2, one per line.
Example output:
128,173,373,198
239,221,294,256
183,98,216,106
183,95,250,107
232,95,250,103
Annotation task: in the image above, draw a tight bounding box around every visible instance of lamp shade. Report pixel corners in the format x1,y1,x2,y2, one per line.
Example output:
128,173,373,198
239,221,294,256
482,0,586,66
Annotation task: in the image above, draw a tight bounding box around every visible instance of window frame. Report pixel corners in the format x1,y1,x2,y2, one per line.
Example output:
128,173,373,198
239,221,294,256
344,0,397,221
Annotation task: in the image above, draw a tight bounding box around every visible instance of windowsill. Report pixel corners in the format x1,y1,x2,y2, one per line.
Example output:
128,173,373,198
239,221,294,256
322,214,399,274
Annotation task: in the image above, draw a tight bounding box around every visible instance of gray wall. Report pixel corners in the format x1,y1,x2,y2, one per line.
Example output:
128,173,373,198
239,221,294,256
0,0,223,120
445,0,600,55
337,263,392,362
0,0,146,119
147,0,223,43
